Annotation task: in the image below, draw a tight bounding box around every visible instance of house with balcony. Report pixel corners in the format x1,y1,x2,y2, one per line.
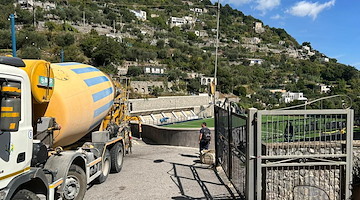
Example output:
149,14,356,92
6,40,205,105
280,91,308,103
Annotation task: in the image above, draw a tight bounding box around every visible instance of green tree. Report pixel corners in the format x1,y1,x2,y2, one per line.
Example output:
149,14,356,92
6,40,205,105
19,46,41,59
127,66,143,77
187,78,201,94
55,33,75,47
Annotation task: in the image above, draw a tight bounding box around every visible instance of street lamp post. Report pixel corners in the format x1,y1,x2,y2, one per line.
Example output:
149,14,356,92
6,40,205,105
213,0,220,105
10,14,16,57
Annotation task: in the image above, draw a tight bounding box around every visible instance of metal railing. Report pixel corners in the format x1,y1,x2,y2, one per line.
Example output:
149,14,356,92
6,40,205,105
140,116,200,126
214,104,354,200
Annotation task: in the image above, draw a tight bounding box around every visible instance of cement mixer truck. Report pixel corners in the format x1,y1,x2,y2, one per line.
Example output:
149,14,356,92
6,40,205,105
0,57,135,200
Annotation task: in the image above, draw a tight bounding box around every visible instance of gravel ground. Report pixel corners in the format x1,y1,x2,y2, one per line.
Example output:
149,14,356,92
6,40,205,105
84,139,239,200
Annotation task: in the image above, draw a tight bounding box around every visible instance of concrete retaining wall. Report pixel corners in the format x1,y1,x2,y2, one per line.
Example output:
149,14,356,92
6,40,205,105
130,123,215,149
129,94,214,118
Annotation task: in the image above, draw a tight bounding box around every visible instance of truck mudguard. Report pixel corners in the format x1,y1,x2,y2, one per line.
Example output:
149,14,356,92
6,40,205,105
44,151,86,194
3,168,49,200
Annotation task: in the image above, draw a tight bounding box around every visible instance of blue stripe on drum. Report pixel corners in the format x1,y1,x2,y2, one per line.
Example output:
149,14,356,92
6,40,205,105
71,67,100,74
92,87,113,102
84,76,109,87
94,101,113,118
56,62,83,66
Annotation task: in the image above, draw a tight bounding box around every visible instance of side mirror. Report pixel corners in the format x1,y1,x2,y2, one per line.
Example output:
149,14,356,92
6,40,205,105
0,82,21,132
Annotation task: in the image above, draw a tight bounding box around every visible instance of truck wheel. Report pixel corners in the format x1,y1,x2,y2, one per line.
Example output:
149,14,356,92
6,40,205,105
12,189,40,200
96,150,111,183
63,165,86,200
110,142,124,173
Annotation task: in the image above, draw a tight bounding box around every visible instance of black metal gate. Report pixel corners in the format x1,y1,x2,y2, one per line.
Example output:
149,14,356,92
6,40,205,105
215,104,247,198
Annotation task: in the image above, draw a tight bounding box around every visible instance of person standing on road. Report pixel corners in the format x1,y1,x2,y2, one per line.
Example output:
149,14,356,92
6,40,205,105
199,122,211,152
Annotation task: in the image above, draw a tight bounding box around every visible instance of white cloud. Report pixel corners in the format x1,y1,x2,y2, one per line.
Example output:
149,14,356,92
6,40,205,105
287,0,336,20
271,14,282,20
255,0,281,12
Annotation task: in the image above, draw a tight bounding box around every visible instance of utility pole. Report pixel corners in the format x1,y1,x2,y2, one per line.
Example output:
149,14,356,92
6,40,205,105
83,11,85,26
33,6,36,28
213,0,220,105
60,49,64,62
10,14,16,57
113,20,116,36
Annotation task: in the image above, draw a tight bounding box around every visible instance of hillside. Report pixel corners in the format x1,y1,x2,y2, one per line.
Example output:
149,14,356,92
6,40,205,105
0,0,359,112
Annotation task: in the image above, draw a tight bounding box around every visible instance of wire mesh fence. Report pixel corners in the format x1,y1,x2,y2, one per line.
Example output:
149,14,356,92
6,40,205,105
257,110,353,200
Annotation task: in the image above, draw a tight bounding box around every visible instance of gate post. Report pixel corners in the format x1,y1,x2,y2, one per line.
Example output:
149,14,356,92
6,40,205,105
214,106,220,167
346,109,354,199
228,105,233,180
246,108,257,200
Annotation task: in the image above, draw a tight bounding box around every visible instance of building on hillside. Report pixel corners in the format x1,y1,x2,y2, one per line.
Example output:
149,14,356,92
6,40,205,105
150,14,159,18
131,81,173,94
170,17,186,27
190,8,203,14
201,77,215,86
187,72,203,79
318,84,332,94
320,57,330,63
269,89,287,94
17,0,55,10
192,30,208,37
248,58,264,66
254,22,265,33
130,10,147,21
144,66,165,75
169,16,195,28
34,1,55,10
280,92,308,103
17,0,33,9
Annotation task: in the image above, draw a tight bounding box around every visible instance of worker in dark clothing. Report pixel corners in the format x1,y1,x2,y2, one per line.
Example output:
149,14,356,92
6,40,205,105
199,122,211,152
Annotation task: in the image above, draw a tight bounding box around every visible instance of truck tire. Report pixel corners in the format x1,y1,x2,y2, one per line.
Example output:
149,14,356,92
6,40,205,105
96,150,111,183
110,142,124,173
63,164,86,200
12,189,40,200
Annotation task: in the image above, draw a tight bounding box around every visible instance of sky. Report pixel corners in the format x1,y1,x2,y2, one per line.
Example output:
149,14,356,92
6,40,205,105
211,0,360,69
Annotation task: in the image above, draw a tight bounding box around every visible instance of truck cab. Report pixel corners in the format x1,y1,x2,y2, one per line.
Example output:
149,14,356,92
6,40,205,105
0,57,44,199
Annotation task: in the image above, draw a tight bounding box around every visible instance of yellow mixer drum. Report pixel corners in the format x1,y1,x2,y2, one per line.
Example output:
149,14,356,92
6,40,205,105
44,62,115,147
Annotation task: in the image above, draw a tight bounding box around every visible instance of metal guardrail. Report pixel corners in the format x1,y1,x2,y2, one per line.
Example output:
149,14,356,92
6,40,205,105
140,116,200,126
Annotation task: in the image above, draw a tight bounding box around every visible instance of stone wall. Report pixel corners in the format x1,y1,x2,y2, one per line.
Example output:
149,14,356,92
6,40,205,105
262,142,346,200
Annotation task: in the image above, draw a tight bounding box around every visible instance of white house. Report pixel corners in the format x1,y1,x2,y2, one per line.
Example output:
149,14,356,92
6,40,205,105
281,92,308,103
170,16,195,28
18,0,56,10
130,10,147,21
248,58,264,66
193,30,208,37
201,77,215,86
170,17,186,27
318,84,332,94
190,8,203,13
320,57,330,63
144,66,165,75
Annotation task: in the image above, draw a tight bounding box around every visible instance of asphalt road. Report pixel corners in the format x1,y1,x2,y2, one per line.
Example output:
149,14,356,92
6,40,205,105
84,139,239,200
